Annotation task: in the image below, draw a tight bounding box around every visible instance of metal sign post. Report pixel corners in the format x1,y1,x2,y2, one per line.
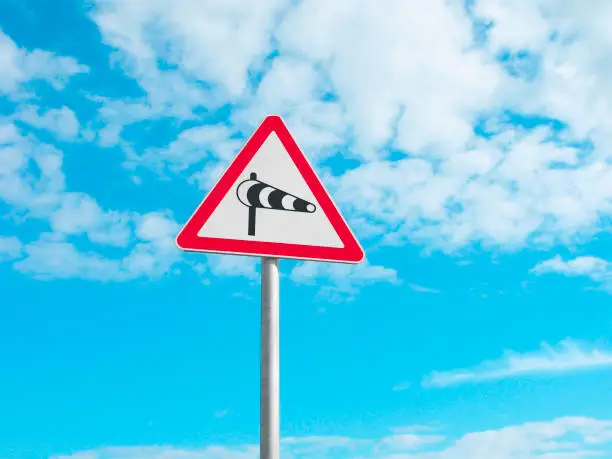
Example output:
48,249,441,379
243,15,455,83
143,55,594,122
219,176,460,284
260,257,280,459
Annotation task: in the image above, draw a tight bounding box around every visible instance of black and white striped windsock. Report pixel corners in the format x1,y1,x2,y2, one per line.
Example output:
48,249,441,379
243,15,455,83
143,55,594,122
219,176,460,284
236,172,316,236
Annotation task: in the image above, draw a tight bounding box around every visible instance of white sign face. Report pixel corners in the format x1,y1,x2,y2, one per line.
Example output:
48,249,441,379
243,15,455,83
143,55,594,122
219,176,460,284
175,115,364,263
197,132,344,248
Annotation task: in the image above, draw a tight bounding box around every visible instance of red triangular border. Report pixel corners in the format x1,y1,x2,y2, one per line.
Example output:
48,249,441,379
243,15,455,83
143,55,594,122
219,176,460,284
175,115,364,263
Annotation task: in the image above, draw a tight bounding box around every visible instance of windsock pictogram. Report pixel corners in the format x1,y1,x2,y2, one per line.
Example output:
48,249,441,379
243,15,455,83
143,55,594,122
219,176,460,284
236,172,317,236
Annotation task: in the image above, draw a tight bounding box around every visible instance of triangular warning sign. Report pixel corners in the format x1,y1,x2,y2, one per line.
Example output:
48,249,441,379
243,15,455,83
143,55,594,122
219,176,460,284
175,115,364,263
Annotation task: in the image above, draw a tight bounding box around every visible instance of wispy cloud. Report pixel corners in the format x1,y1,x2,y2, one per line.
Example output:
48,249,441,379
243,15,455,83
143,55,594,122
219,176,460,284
50,417,612,459
14,105,80,141
531,255,612,291
213,409,229,418
409,283,441,294
423,339,612,388
290,259,400,302
377,432,445,452
205,254,258,280
0,235,22,261
392,381,411,392
0,28,87,96
13,212,181,282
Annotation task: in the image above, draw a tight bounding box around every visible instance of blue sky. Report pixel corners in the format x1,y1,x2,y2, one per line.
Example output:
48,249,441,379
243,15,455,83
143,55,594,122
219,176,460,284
2,0,612,458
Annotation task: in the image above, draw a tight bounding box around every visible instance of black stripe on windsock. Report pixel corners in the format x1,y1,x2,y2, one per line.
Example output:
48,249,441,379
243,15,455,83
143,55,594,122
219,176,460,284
292,197,313,213
267,189,287,210
245,182,269,208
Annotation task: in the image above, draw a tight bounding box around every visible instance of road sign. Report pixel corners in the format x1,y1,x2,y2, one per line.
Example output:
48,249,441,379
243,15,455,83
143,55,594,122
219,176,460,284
175,115,366,459
175,115,364,263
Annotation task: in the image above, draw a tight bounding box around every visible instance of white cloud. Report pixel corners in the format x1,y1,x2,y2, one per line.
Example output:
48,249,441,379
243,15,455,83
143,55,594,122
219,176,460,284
0,235,22,261
20,49,88,90
531,255,612,292
120,212,182,279
0,35,179,283
290,259,399,302
234,56,347,161
53,446,259,459
87,0,290,145
377,432,445,452
215,2,612,252
531,255,612,289
333,124,612,251
281,435,369,457
14,211,181,282
274,0,502,157
13,236,124,281
135,211,179,242
91,0,288,98
475,0,612,141
0,117,183,282
15,106,80,140
49,193,132,247
0,28,87,95
425,417,612,459
126,124,242,187
423,338,612,388
3,114,353,287
75,0,612,256
50,417,612,459
204,254,258,280
0,120,65,217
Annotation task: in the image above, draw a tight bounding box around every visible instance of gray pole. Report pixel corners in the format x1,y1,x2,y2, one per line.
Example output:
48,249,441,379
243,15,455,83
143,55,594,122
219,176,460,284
260,257,280,459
